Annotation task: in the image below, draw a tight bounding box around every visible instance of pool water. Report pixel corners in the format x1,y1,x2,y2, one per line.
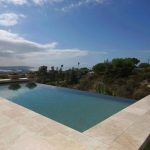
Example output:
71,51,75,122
0,83,133,132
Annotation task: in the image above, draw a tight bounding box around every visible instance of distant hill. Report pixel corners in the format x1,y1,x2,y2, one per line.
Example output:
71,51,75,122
0,66,33,73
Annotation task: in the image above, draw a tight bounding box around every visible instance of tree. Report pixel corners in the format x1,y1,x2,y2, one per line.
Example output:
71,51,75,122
69,68,78,84
32,57,149,100
111,58,140,77
93,63,109,75
79,68,89,75
78,62,80,69
61,65,64,70
59,65,64,81
139,63,150,68
36,66,48,83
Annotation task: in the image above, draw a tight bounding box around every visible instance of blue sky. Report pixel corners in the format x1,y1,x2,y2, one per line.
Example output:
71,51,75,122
0,0,150,68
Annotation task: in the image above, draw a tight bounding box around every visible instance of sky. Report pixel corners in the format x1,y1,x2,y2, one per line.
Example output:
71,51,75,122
0,0,150,68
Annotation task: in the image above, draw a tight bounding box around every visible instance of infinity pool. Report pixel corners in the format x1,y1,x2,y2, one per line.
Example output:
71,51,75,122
0,83,133,132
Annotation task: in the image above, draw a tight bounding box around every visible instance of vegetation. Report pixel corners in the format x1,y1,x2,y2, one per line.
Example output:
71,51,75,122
0,74,9,79
8,73,20,80
33,58,150,100
92,58,150,99
142,136,150,150
143,141,150,150
1,58,149,100
35,65,89,86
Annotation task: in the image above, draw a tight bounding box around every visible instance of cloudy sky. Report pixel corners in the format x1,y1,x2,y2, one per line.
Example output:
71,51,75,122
0,0,150,68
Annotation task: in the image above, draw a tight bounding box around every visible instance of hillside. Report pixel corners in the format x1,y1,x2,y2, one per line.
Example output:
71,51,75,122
34,58,150,100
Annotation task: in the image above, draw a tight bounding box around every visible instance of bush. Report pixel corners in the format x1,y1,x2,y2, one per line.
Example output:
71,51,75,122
133,87,150,100
8,73,20,80
95,83,113,95
78,77,93,91
0,74,9,79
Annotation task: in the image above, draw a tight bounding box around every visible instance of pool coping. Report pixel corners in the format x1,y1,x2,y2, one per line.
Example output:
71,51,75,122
0,95,150,150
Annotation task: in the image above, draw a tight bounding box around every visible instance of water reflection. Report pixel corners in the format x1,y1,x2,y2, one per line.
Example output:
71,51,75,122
8,83,21,91
26,82,37,89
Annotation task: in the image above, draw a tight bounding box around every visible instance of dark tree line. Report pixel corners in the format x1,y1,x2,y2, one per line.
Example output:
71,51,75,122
34,58,150,100
35,65,89,87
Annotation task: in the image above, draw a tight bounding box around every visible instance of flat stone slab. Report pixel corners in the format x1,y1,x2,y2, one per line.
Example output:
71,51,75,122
0,95,150,150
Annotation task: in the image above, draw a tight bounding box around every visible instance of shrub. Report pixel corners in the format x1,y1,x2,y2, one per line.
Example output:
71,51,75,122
8,73,20,80
133,87,150,100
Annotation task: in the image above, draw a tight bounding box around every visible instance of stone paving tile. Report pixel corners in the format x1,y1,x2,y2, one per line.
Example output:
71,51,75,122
126,116,150,142
2,107,26,119
0,104,12,113
45,133,86,150
108,121,150,150
109,110,140,125
108,133,140,150
36,117,78,137
83,116,135,145
0,115,14,128
14,115,47,133
146,110,150,116
67,132,103,150
0,143,10,150
105,147,120,150
129,102,150,112
37,126,59,137
0,99,9,105
124,106,147,115
11,133,57,150
95,146,109,150
0,121,27,147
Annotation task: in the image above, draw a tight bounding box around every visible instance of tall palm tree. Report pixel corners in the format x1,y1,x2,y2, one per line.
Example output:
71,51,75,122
78,62,80,69
61,64,64,71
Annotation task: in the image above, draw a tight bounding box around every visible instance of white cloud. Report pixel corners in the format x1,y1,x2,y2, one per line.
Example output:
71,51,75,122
59,0,108,11
0,13,26,27
0,0,27,5
0,0,108,9
0,30,91,66
0,0,63,5
0,29,58,53
23,49,88,59
31,0,63,5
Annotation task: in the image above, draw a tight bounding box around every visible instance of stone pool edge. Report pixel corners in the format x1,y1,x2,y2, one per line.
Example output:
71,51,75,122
0,95,150,150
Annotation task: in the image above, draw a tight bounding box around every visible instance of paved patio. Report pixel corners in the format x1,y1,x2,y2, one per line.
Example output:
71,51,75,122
0,95,149,150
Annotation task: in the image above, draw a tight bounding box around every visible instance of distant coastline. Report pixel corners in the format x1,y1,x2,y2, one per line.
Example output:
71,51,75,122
0,66,33,73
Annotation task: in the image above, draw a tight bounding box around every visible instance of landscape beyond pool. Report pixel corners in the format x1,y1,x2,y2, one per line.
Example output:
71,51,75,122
0,83,133,132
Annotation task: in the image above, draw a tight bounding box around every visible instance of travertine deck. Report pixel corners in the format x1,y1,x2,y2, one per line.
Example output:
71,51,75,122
0,95,149,150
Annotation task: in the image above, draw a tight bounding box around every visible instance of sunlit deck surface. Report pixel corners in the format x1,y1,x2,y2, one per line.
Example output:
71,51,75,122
0,95,150,150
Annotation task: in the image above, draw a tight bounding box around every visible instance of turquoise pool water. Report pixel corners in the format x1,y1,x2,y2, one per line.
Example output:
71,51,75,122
0,83,133,132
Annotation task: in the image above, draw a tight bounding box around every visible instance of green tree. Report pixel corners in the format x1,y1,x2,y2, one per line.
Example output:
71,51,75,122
78,62,80,69
36,66,48,83
139,63,150,68
111,58,140,77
